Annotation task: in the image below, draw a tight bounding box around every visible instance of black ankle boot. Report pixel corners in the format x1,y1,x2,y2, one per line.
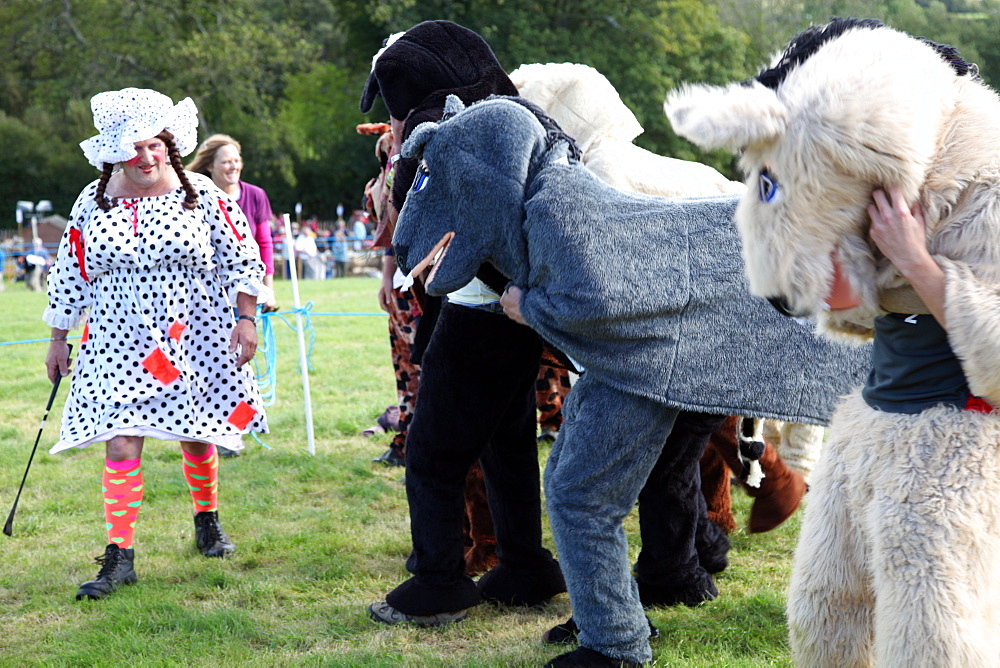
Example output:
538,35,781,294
194,510,236,557
76,544,137,600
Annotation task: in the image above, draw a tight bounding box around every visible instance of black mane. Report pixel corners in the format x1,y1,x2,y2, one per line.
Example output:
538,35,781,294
752,17,977,91
489,95,583,162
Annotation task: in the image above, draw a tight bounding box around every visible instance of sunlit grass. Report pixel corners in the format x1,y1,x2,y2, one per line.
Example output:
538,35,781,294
0,277,795,665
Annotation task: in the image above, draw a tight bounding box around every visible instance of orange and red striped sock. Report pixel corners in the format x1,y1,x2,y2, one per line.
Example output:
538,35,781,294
103,458,143,549
183,446,218,513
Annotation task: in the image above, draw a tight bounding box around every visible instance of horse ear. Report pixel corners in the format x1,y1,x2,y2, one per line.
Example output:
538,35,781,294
442,94,466,119
401,121,439,160
665,81,787,152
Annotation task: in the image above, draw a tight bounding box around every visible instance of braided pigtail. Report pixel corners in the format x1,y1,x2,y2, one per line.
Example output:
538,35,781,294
160,131,199,210
94,163,117,211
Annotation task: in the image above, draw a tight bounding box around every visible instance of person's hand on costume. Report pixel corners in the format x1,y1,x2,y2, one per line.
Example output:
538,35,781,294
869,187,931,273
868,185,947,326
501,285,527,325
45,332,72,383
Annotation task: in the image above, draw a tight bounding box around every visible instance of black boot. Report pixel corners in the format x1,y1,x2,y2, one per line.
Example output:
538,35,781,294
75,544,137,600
477,559,566,607
194,511,236,557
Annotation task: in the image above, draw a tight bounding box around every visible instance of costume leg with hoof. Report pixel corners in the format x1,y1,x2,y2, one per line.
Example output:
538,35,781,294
698,439,737,534
384,305,558,617
712,421,807,533
635,411,727,607
763,419,824,483
476,365,565,605
545,373,682,664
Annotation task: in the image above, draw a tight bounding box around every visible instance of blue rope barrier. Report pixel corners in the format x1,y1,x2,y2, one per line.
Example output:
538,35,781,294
259,302,316,375
253,305,277,408
0,335,83,347
0,308,378,347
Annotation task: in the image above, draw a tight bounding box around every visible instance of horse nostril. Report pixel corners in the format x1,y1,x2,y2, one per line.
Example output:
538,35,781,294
394,245,410,274
767,296,798,317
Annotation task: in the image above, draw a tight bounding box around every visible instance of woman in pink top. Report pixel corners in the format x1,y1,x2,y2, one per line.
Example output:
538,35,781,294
188,134,278,312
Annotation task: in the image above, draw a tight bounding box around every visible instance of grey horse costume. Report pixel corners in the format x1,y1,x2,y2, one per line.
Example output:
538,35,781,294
394,96,870,664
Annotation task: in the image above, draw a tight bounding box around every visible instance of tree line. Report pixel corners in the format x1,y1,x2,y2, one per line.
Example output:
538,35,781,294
2,0,998,228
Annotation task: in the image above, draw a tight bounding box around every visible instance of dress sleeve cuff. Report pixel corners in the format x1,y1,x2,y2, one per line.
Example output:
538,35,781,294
227,278,274,307
42,304,86,331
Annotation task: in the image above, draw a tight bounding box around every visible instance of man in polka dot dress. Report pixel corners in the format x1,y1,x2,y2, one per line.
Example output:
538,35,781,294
43,88,271,600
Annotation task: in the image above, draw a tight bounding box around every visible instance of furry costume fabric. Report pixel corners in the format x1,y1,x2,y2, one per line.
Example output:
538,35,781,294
393,95,869,663
513,61,811,538
762,419,825,482
707,418,807,534
509,62,744,197
698,441,737,534
634,411,729,607
666,18,1000,666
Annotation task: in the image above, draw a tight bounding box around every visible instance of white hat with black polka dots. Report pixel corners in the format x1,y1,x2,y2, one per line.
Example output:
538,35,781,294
79,88,199,169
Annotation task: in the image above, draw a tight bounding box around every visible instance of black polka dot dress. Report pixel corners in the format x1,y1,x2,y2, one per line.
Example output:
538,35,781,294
44,172,269,453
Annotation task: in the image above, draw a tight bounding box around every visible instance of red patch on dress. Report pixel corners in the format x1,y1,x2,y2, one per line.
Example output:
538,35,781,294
81,323,89,344
966,395,995,413
227,401,257,430
168,320,187,341
142,348,180,385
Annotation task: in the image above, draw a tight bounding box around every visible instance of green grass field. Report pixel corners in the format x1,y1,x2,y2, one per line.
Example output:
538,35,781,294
0,277,797,666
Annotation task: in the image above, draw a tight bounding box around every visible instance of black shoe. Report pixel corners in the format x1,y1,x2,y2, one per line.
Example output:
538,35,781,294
368,601,468,627
75,544,137,600
194,511,236,557
372,447,404,467
216,445,240,458
477,560,566,607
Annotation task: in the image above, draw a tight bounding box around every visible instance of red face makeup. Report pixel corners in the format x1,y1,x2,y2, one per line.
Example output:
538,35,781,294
121,137,171,192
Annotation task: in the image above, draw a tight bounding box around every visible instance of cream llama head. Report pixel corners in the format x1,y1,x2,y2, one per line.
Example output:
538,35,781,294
665,18,980,338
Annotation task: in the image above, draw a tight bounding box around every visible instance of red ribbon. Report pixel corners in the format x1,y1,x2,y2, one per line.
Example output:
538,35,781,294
966,395,995,413
122,199,140,236
218,199,244,244
68,227,89,282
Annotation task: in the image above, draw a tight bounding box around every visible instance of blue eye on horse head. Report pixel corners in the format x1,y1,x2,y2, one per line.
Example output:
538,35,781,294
758,169,779,203
413,163,430,192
